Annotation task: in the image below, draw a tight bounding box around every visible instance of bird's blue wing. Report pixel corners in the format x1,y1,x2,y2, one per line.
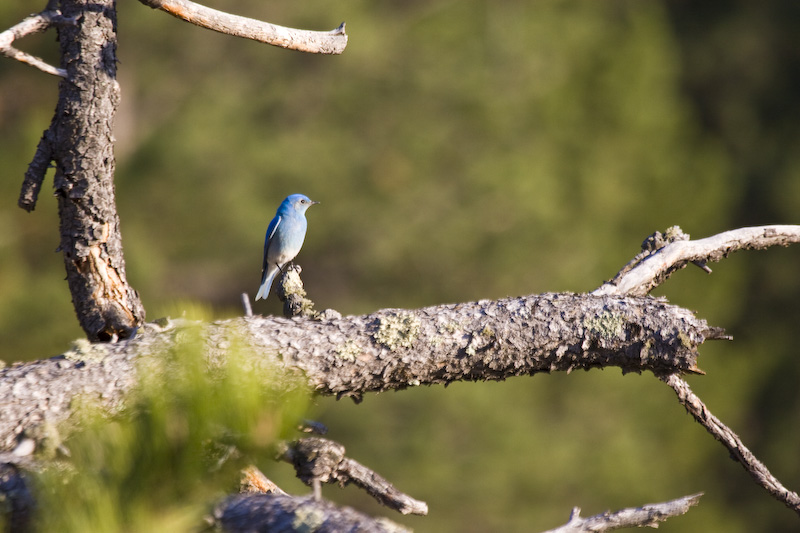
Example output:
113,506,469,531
267,215,281,242
262,215,282,269
256,215,282,301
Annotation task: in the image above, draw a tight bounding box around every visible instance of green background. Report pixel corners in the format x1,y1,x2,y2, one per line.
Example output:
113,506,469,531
1,1,799,531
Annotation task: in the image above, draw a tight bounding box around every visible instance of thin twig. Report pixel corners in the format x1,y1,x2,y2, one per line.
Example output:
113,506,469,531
137,0,347,54
594,225,800,297
542,493,703,532
0,9,73,77
240,292,253,317
661,374,800,515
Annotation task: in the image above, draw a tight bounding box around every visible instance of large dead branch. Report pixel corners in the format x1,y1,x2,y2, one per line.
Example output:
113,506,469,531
138,0,348,54
0,292,722,452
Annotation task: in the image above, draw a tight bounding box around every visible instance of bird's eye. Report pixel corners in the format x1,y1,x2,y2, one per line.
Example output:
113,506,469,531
300,199,307,204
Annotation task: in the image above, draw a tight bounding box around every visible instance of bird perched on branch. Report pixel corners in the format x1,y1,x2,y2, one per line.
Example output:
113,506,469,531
255,194,319,301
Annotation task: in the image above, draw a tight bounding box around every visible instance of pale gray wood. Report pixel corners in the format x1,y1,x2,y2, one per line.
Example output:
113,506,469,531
543,493,703,532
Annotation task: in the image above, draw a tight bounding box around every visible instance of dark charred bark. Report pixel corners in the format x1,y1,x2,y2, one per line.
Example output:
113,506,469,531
20,0,145,341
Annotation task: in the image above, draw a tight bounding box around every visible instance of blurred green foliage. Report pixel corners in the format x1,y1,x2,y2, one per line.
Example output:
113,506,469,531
34,304,309,532
1,0,799,531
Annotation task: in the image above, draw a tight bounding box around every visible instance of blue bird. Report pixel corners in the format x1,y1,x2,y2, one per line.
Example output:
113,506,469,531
255,194,319,301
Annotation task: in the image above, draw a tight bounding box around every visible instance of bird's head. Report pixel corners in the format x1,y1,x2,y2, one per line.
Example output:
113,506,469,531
284,194,320,213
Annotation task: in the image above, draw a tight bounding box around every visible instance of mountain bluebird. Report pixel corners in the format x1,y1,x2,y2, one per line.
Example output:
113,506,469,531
255,194,318,301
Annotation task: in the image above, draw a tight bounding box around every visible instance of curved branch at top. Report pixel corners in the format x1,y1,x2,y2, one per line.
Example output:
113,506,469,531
138,0,347,54
594,225,800,297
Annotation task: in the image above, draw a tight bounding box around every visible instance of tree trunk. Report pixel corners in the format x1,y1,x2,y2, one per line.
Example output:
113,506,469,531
50,0,144,340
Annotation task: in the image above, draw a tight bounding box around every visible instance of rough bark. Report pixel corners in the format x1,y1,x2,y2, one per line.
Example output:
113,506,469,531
22,0,147,341
0,293,721,453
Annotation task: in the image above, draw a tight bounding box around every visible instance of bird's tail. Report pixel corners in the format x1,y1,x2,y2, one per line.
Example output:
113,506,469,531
255,265,279,301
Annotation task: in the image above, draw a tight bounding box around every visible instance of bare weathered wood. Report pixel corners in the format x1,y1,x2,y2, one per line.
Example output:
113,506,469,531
138,0,348,54
543,493,703,532
662,374,800,516
594,225,800,297
0,293,719,453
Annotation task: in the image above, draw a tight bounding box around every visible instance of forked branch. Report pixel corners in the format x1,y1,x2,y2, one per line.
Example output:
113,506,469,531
0,6,74,77
594,225,800,297
595,224,800,515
